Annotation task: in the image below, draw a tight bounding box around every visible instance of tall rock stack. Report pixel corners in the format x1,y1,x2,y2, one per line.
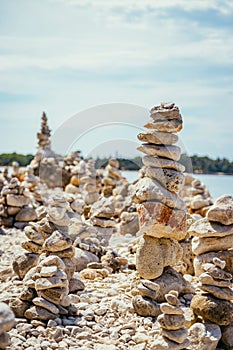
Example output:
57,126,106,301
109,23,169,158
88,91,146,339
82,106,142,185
151,290,190,349
82,159,100,205
188,194,233,277
132,102,191,315
188,178,213,217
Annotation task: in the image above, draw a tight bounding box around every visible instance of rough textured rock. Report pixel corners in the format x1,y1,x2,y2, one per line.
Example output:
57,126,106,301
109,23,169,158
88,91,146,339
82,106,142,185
142,155,185,172
189,217,233,238
137,201,186,240
191,294,233,326
188,322,221,350
143,167,184,193
207,194,233,226
136,236,183,279
137,130,178,145
194,250,233,276
192,233,233,255
137,144,181,161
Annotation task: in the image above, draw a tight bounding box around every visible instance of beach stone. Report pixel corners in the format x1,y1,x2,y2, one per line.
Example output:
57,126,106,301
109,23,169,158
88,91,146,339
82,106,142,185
221,323,233,349
191,294,233,325
9,299,30,318
188,217,233,237
0,302,15,332
143,167,184,193
194,251,233,276
43,230,72,252
137,201,186,240
69,276,85,292
207,194,233,225
192,234,233,255
190,197,211,210
24,306,57,321
200,284,233,300
188,322,221,350
132,295,160,317
142,155,185,172
15,208,37,222
32,297,59,314
89,197,115,218
35,276,68,291
137,144,181,161
137,130,178,145
199,273,232,287
38,255,66,270
144,118,183,133
6,194,29,207
202,264,232,280
21,241,43,254
49,246,75,259
136,236,183,279
151,335,189,350
73,247,99,272
119,212,139,235
39,265,58,277
0,332,10,349
161,327,188,343
132,177,186,210
24,226,44,245
37,287,68,305
7,206,20,215
13,253,39,279
157,313,185,330
160,303,183,315
150,104,181,119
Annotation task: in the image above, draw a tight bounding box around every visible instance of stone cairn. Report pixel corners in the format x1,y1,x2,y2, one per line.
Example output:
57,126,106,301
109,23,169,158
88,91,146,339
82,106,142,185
131,102,194,316
152,290,190,349
65,159,86,195
82,159,100,205
0,302,15,349
13,195,84,323
188,194,233,277
102,158,122,196
0,177,37,228
187,177,213,217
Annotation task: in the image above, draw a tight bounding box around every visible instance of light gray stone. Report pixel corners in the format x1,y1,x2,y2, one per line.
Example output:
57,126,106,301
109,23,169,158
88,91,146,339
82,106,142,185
137,143,181,161
143,167,184,193
207,194,233,225
142,155,185,172
192,234,233,255
188,322,221,350
137,130,178,145
188,217,233,238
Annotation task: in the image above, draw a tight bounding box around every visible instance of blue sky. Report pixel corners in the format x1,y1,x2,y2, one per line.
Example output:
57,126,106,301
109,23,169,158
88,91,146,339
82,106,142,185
0,0,233,159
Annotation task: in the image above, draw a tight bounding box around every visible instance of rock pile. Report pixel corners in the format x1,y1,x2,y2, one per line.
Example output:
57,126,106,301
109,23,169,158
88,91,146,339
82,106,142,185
188,194,233,276
82,159,100,205
0,177,37,228
151,290,190,349
132,102,191,315
0,302,15,349
187,177,213,216
102,158,122,196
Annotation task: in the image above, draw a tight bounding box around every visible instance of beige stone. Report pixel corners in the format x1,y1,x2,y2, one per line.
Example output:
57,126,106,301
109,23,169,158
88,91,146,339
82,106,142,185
12,253,39,279
24,305,57,321
35,277,68,291
144,118,183,133
188,217,233,238
142,155,185,172
160,303,183,315
207,194,233,225
161,327,188,344
188,323,221,350
143,167,184,193
137,130,178,145
132,177,186,210
137,143,181,161
21,241,43,254
151,335,189,350
132,295,160,317
32,297,59,314
192,234,233,255
137,201,186,240
199,272,232,287
6,194,29,207
15,208,37,222
43,230,72,252
136,236,183,279
200,284,233,300
38,255,66,270
193,251,233,276
39,265,58,277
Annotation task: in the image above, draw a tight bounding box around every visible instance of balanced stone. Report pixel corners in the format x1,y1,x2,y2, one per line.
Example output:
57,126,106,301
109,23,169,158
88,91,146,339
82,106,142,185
142,155,185,172
144,118,182,133
137,201,186,240
137,144,181,161
143,167,184,193
161,327,188,344
200,284,233,300
192,233,233,255
42,230,72,252
32,297,59,314
157,314,185,330
150,104,182,121
137,130,178,145
207,194,233,225
188,217,233,237
188,323,221,350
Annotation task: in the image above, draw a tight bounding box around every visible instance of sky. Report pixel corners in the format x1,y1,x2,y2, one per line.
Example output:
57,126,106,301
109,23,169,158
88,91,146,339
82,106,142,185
0,0,233,160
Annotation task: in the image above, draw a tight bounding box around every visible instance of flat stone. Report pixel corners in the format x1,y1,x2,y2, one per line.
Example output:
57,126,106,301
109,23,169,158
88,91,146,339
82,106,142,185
137,284,158,300
188,322,221,350
132,295,160,317
207,194,233,225
151,335,189,350
15,208,37,222
7,206,21,215
24,226,44,245
144,118,183,133
12,253,39,279
191,294,233,325
39,265,58,277
0,302,15,332
158,314,185,330
199,273,232,287
137,130,178,145
136,236,183,279
137,143,181,161
21,241,43,254
38,287,68,305
6,194,29,207
192,233,233,255
90,217,116,228
69,277,85,292
190,197,211,210
160,303,183,315
165,294,180,306
38,255,66,270
188,217,233,237
35,277,68,290
142,155,185,172
89,197,115,218
24,306,57,321
143,167,184,193
132,177,186,210
161,327,188,344
141,279,160,292
32,297,59,314
137,201,186,240
200,284,233,300
43,230,72,252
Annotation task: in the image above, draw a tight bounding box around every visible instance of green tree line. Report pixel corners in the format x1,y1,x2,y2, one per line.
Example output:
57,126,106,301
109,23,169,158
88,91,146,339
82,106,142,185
0,153,34,166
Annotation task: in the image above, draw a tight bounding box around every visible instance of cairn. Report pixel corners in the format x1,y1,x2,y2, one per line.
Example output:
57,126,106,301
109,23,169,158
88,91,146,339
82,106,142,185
0,302,15,349
82,159,99,205
102,158,122,196
0,178,37,228
188,178,213,216
151,290,189,349
132,102,193,316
